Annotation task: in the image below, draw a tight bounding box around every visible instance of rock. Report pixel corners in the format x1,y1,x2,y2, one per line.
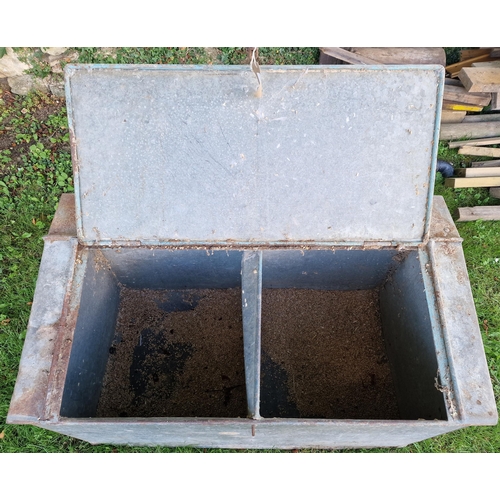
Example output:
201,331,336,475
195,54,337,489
7,74,49,95
49,83,65,97
204,47,220,63
48,76,66,97
49,62,64,74
48,50,79,74
0,47,31,78
0,77,10,92
41,47,69,56
100,47,117,59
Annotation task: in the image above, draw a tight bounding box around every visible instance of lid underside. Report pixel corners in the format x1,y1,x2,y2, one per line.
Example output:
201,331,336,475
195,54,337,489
66,64,443,246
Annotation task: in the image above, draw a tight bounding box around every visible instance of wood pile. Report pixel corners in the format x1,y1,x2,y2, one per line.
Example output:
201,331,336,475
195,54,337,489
444,49,500,220
441,48,500,124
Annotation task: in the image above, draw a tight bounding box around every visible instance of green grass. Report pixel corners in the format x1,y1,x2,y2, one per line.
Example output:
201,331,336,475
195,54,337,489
73,47,320,66
1,48,499,453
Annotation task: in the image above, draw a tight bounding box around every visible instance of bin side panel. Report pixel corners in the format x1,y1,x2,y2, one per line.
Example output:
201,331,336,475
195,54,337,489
7,239,77,423
380,252,448,420
102,248,243,289
262,249,398,290
60,250,121,418
38,419,464,449
66,65,442,245
428,240,498,425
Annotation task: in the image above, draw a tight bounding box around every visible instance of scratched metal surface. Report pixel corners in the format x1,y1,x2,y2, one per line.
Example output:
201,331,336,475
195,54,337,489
66,65,443,245
39,419,464,449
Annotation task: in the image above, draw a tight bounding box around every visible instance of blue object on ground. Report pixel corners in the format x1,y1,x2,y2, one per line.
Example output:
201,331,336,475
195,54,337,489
437,160,454,178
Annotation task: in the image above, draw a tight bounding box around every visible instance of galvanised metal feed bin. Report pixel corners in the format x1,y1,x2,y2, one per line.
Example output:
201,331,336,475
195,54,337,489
8,64,497,449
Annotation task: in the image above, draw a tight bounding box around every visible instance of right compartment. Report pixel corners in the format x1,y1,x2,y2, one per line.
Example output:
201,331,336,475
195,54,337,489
259,248,448,422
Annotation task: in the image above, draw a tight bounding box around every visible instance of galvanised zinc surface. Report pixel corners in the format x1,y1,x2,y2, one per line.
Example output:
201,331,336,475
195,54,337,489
66,64,443,245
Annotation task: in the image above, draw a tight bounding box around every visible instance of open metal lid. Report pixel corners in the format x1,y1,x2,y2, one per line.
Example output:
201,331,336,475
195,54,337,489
66,64,443,246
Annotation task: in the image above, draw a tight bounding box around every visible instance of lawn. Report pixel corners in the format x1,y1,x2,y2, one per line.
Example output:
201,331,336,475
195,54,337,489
1,47,499,453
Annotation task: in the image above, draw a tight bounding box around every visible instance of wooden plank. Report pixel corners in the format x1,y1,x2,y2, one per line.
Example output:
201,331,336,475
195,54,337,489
443,85,491,106
319,48,380,65
460,49,492,61
443,102,483,112
463,114,500,122
441,110,466,123
446,54,495,75
350,47,446,66
490,187,500,198
491,48,500,58
445,177,500,188
454,167,500,177
458,146,500,157
458,68,500,93
440,121,500,140
472,61,500,68
449,137,500,148
471,159,500,167
456,206,500,222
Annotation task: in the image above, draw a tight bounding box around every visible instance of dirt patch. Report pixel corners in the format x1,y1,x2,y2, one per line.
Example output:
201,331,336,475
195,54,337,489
32,100,64,122
97,286,400,420
0,93,69,176
260,288,400,419
96,287,247,418
0,129,12,151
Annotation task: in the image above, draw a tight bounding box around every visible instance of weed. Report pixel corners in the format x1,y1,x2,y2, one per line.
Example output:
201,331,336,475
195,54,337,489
217,47,319,65
74,47,320,66
75,47,212,65
13,47,52,79
443,47,476,66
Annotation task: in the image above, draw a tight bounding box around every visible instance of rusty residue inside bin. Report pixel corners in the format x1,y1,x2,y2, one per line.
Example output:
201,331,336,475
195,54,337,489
261,289,400,420
96,288,247,418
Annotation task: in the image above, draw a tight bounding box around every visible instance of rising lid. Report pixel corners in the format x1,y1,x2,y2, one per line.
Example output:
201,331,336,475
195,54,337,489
66,64,444,246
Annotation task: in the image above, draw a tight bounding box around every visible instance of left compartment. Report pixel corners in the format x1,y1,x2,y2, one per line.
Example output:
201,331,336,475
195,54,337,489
60,247,247,419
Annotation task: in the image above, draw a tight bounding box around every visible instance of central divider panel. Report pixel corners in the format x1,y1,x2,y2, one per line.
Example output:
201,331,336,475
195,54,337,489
241,251,263,419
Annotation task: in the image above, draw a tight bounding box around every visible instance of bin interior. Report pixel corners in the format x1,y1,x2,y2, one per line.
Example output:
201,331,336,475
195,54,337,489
60,247,448,421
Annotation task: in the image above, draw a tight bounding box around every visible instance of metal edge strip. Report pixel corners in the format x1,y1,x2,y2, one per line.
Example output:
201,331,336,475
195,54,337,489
423,66,445,239
64,67,85,242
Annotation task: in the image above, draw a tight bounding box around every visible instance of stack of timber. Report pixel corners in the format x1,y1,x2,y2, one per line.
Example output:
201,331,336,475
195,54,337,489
445,136,500,220
442,48,500,124
447,137,500,221
441,80,492,122
443,56,500,220
443,53,500,202
444,136,500,188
